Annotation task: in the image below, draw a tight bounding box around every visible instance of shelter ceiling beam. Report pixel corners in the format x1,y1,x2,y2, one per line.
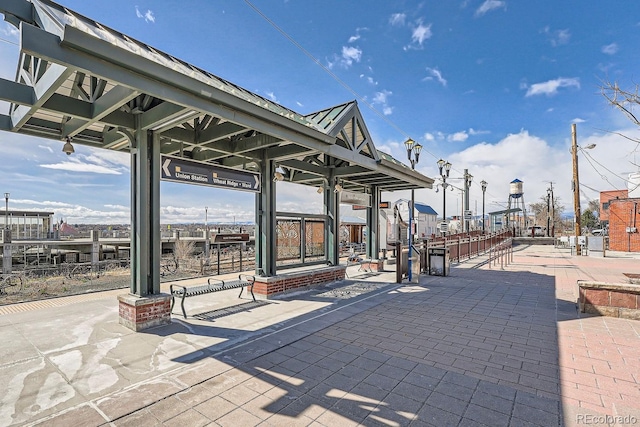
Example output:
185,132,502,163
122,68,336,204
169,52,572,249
203,134,282,158
11,61,73,130
198,121,246,144
0,78,35,105
63,85,140,137
279,159,327,176
140,102,199,132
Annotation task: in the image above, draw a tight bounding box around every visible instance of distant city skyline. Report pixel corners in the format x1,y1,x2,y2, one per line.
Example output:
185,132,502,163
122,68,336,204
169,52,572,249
2,1,640,224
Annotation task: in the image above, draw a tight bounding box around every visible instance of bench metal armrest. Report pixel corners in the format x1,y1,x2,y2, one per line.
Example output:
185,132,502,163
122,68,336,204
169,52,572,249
238,274,255,284
207,278,225,288
238,274,256,301
169,284,190,319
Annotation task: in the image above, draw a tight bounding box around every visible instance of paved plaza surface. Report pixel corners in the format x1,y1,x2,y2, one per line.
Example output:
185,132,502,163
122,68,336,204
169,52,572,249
0,245,639,426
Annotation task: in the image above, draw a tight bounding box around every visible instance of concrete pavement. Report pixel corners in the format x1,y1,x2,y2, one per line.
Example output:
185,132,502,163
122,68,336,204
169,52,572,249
0,245,639,426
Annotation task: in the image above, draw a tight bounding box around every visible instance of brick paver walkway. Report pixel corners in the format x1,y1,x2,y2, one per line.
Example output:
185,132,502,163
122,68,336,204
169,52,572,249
2,245,639,426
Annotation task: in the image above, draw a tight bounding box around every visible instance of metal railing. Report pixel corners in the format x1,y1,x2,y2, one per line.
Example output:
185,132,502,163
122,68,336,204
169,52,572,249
396,229,514,282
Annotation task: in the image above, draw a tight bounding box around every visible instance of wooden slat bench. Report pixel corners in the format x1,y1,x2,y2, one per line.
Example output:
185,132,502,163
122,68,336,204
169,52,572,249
170,274,255,318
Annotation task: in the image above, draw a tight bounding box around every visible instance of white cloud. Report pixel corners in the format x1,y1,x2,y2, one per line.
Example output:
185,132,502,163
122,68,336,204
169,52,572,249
360,74,378,85
423,67,447,86
135,6,155,23
448,131,469,142
0,22,19,39
389,13,406,26
265,91,278,102
524,77,580,97
342,46,362,65
601,43,619,55
372,90,393,116
40,161,122,175
38,145,53,153
542,26,571,46
475,0,506,17
410,21,432,47
328,46,363,69
571,118,586,123
347,27,368,44
469,128,490,136
373,90,391,104
424,133,435,141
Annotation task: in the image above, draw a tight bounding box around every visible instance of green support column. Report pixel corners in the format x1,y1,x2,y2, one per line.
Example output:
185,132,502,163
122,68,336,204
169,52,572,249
324,161,340,266
366,186,380,260
255,154,276,276
130,120,161,296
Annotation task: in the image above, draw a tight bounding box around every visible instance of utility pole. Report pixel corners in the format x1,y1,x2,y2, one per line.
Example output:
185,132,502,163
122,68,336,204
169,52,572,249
571,124,582,255
547,182,555,237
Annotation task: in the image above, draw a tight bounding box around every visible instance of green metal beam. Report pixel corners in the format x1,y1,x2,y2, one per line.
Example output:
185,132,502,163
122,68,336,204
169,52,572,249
140,101,196,131
198,121,246,144
0,0,34,26
0,78,34,105
11,61,73,130
63,86,140,137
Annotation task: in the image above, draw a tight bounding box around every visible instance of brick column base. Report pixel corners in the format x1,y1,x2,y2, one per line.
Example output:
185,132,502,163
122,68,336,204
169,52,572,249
118,293,172,331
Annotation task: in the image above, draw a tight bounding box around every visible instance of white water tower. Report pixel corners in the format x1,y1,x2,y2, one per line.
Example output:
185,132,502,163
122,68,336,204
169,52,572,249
507,179,528,234
629,172,640,198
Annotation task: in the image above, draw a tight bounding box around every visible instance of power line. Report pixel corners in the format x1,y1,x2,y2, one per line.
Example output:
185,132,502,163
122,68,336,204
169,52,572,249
0,36,19,46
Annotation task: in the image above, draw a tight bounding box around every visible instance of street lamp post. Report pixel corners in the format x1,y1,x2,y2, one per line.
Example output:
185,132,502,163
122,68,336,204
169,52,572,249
463,169,473,233
4,192,9,231
404,138,422,282
437,159,452,235
480,180,487,233
204,206,209,258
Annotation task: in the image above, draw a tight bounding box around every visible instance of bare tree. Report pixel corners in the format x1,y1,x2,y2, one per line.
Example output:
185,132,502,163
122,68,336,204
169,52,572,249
174,239,195,271
601,80,640,145
530,195,565,229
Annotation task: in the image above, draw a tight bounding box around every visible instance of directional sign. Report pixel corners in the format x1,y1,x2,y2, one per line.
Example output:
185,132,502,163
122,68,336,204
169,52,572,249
464,210,473,220
160,155,261,193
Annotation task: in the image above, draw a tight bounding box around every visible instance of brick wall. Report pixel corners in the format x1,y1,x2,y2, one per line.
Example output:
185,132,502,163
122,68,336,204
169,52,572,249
253,266,346,298
600,190,628,223
608,198,640,252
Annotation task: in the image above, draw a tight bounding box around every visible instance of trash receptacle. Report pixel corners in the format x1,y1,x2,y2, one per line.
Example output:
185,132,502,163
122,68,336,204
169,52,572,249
428,247,450,276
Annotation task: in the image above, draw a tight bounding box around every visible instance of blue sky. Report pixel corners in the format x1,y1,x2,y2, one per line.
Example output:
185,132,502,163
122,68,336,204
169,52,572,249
1,0,640,224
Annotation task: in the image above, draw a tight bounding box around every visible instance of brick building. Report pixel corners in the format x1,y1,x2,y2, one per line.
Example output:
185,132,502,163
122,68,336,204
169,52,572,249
600,189,628,226
608,198,640,252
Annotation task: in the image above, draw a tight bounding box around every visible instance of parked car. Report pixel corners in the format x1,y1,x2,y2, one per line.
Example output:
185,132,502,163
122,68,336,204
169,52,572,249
525,226,545,237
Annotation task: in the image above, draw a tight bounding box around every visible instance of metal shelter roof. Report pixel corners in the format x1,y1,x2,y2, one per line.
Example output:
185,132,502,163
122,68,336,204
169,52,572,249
488,208,522,216
0,0,434,194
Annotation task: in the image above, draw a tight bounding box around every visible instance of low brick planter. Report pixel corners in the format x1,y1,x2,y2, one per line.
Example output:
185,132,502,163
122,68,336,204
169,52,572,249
578,280,640,320
253,265,346,298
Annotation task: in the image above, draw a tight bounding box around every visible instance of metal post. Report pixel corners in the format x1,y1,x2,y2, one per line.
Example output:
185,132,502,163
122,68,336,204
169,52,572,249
4,192,8,231
551,197,556,238
437,159,451,237
405,139,422,282
409,189,414,281
480,180,487,234
463,169,472,233
205,206,209,258
546,190,551,237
